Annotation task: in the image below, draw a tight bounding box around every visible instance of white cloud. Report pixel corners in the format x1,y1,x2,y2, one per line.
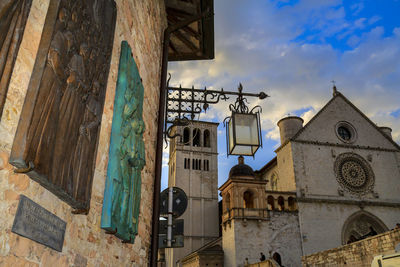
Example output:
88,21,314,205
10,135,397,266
168,0,400,147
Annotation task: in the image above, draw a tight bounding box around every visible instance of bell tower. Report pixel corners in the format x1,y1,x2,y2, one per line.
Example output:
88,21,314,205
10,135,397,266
166,121,220,266
219,156,268,267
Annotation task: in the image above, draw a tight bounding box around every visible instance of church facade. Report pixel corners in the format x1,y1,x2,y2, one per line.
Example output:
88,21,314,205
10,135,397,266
175,89,400,267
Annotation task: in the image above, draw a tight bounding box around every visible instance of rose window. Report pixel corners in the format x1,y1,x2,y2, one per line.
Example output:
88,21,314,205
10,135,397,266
334,153,374,195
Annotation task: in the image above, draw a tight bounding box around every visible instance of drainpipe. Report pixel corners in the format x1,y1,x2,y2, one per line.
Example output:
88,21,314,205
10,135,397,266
150,25,170,267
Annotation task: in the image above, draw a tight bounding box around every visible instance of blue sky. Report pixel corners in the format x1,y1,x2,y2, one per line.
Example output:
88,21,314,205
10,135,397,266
161,0,400,191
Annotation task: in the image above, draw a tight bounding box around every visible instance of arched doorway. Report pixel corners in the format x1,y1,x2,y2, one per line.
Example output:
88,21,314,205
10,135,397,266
342,210,388,244
272,252,282,266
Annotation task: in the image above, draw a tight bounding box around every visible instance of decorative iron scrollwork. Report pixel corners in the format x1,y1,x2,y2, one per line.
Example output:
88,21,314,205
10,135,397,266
165,75,269,143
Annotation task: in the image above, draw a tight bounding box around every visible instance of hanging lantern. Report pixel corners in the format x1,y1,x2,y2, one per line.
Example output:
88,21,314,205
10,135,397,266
225,84,264,157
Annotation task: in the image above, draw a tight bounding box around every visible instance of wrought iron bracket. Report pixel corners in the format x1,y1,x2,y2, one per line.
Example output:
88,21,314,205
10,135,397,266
164,75,269,143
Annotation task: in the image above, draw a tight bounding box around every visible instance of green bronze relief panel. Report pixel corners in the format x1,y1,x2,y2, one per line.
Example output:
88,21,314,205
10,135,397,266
101,41,146,243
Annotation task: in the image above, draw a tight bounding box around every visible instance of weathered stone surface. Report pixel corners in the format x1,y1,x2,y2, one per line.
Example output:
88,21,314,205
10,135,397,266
302,228,400,267
0,0,166,265
0,255,38,267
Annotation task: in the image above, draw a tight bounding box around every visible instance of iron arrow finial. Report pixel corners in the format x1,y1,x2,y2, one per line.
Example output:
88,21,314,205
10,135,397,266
258,92,269,99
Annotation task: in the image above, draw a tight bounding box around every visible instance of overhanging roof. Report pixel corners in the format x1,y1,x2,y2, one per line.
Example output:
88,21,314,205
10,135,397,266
165,0,214,61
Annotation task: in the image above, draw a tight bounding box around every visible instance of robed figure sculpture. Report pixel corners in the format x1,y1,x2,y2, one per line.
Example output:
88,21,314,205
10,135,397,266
101,41,146,243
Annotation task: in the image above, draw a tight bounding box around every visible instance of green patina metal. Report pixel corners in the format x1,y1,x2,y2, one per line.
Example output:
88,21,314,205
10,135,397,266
101,41,145,243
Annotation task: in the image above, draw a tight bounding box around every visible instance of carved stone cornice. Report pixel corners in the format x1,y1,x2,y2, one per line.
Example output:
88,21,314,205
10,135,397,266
292,140,399,152
297,196,400,208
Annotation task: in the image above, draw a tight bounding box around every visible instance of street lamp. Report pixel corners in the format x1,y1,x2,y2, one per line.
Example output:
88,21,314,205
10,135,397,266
165,78,268,157
225,83,264,156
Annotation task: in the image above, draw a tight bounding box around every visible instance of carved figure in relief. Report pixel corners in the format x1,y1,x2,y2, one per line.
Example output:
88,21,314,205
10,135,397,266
110,80,145,239
0,0,33,119
73,80,101,200
27,9,71,174
10,0,117,211
52,43,89,192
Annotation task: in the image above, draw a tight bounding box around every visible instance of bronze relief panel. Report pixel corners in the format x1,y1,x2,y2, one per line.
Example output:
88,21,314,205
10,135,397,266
10,0,116,212
0,0,33,119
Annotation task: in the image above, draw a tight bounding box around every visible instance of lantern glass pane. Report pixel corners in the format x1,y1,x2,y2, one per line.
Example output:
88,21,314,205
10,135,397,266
231,145,253,155
233,113,259,145
228,118,234,153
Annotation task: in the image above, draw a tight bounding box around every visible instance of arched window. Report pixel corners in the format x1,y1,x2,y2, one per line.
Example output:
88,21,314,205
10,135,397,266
204,129,210,147
224,193,231,212
199,159,201,170
342,211,388,245
243,190,254,208
183,127,190,144
277,196,285,211
193,128,201,147
267,195,275,210
272,252,282,266
288,197,296,211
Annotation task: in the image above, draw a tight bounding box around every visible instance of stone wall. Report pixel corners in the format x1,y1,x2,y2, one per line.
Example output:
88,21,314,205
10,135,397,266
222,212,302,267
302,228,400,267
0,0,166,266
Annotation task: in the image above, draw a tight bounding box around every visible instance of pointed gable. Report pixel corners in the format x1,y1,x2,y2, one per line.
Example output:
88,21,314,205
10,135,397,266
292,92,400,151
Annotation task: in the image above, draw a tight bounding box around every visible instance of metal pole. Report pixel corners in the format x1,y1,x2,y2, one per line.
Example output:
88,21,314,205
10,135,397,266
167,187,173,247
150,11,213,267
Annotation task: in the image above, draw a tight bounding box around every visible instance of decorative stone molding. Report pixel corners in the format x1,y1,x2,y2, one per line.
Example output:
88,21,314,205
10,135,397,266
291,139,399,152
334,153,375,196
297,197,400,207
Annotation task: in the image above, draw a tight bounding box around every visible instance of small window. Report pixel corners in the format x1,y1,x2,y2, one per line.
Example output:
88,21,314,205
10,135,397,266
199,160,201,170
184,158,190,169
243,190,254,208
335,121,357,143
338,126,351,140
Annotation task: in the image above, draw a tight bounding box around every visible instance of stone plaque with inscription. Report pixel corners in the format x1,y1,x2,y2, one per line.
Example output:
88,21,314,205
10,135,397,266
12,195,66,252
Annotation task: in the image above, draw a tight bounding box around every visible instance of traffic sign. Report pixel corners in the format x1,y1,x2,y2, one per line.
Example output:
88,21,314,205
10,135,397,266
159,187,188,218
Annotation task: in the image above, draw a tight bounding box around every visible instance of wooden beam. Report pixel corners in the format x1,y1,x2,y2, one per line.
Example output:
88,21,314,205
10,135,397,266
173,30,198,52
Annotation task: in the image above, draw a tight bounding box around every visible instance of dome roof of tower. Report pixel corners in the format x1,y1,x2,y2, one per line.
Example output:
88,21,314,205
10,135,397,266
229,156,255,178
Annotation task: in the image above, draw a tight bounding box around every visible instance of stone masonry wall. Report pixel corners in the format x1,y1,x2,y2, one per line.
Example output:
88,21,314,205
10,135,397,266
0,0,166,266
302,228,400,267
223,212,302,267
